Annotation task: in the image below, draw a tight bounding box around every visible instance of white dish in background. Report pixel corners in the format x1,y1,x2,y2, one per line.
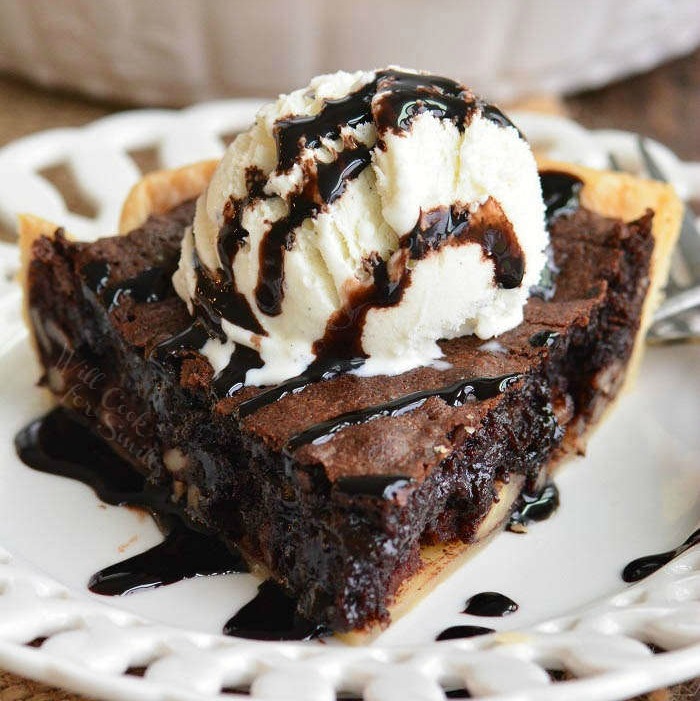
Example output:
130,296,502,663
0,104,697,700
0,0,699,106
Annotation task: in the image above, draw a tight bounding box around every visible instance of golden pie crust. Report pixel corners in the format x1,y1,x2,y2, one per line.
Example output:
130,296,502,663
117,160,218,234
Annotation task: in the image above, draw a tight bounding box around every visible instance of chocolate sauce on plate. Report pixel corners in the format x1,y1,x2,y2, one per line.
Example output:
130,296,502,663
224,579,330,640
462,592,518,617
13,408,344,639
436,625,495,641
88,525,247,596
507,482,560,532
15,408,250,596
16,407,149,505
622,529,700,583
286,373,520,450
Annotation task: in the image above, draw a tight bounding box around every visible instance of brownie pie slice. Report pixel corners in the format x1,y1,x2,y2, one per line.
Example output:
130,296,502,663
19,158,681,635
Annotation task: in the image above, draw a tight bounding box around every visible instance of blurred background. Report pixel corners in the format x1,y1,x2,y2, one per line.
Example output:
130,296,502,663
2,0,700,105
0,0,700,132
0,0,699,159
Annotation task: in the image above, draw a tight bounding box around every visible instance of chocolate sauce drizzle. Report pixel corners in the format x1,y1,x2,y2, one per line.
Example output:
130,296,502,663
150,319,212,365
529,170,584,300
286,373,520,450
622,529,700,583
219,165,265,256
401,206,472,260
373,70,475,134
253,74,385,317
15,408,250,596
148,314,264,399
479,102,523,136
81,260,110,295
273,69,510,169
399,201,526,291
156,69,526,394
462,592,518,617
223,579,330,640
254,70,519,319
213,345,264,397
215,168,268,323
335,475,414,499
311,201,523,363
539,170,583,225
528,330,560,348
436,625,495,641
317,144,372,204
480,224,524,290
507,482,560,532
193,257,264,335
274,80,377,172
88,525,247,596
102,267,172,309
81,262,171,310
237,357,365,418
253,176,325,317
312,253,409,361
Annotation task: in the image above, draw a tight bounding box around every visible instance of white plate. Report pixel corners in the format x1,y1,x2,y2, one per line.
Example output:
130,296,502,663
0,103,698,701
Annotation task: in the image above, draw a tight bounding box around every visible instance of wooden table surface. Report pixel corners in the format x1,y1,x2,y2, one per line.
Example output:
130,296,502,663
0,48,698,701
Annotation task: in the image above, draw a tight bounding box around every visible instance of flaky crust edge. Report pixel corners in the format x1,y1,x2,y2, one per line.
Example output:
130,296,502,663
537,158,682,397
117,160,218,234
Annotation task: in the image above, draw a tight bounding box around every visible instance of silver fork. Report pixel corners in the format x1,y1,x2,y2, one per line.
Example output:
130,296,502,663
610,139,700,342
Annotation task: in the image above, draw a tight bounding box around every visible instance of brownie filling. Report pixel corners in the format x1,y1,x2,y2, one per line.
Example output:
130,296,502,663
22,190,653,631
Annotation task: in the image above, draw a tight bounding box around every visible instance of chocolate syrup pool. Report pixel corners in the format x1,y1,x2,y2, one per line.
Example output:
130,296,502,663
13,408,321,639
621,530,700,583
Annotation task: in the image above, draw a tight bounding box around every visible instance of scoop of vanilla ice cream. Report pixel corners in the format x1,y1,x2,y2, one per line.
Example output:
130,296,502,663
173,67,548,387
